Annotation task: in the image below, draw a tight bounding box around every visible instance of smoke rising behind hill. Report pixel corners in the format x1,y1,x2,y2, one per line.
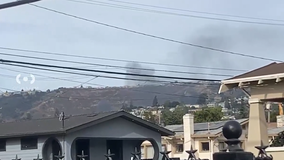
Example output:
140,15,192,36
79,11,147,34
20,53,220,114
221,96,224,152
125,62,158,86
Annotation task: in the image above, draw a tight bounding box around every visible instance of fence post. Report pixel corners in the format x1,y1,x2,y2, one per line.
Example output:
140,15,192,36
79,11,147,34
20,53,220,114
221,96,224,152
105,149,114,160
54,151,65,160
77,150,88,160
213,120,273,160
33,154,42,160
160,151,171,160
12,155,20,160
131,147,141,160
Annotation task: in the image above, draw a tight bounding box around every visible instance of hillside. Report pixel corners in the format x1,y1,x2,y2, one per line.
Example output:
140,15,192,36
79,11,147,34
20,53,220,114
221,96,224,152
0,83,243,121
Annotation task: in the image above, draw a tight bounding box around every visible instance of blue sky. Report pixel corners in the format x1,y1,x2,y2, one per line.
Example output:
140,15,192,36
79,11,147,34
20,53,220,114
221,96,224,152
1,0,284,91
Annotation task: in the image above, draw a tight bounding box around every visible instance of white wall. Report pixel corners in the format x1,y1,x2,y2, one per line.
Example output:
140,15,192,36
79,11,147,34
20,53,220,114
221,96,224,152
0,135,64,160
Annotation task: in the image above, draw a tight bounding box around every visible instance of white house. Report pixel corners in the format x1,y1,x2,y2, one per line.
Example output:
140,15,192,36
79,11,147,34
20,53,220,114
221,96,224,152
0,111,174,160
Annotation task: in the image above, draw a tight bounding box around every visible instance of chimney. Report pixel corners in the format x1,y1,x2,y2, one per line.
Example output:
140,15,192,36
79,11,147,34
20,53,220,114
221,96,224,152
276,115,284,127
183,114,194,151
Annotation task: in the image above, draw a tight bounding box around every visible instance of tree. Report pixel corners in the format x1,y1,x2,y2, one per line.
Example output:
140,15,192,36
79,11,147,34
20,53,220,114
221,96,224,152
237,105,249,119
194,107,223,123
271,131,284,147
162,107,188,125
129,100,134,108
152,95,158,107
143,111,158,124
163,101,180,108
54,108,60,118
197,93,208,105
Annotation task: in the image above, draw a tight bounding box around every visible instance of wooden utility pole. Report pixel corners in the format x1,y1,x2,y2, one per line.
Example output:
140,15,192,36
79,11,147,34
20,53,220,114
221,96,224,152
0,0,40,10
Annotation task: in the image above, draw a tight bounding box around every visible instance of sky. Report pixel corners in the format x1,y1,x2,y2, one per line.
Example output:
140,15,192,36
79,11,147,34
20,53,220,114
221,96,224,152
1,0,284,91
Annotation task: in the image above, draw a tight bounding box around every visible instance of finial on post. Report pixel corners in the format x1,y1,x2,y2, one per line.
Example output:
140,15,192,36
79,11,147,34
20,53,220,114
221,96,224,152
213,120,254,160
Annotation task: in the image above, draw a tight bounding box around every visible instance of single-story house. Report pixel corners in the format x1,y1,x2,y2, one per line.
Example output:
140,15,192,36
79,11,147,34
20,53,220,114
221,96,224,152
0,110,174,160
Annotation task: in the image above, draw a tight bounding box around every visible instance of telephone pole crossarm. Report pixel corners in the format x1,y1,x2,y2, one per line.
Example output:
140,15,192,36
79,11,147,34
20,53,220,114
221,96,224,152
0,0,40,10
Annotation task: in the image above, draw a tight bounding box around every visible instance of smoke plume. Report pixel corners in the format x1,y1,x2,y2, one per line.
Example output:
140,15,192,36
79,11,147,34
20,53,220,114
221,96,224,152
169,26,284,79
125,62,157,86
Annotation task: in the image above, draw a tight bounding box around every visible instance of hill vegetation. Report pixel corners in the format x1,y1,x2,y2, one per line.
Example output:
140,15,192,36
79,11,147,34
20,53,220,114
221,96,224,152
0,83,243,121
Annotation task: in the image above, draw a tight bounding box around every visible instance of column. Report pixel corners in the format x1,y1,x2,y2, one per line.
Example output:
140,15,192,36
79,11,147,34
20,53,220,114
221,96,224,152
246,98,268,155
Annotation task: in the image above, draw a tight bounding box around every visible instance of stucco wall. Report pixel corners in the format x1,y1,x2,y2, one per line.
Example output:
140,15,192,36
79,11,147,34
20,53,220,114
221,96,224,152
65,117,162,160
266,147,284,160
0,136,64,160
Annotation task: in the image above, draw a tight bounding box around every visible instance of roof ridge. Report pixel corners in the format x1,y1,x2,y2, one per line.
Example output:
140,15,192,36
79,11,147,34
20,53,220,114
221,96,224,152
227,62,277,80
0,110,121,124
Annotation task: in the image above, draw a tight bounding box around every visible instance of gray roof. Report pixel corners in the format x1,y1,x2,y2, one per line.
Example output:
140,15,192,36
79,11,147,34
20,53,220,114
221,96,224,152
0,111,174,138
165,118,248,135
268,126,284,135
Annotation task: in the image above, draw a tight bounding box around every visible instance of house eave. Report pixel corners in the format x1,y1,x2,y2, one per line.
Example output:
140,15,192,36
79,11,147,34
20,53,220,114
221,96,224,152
218,73,284,93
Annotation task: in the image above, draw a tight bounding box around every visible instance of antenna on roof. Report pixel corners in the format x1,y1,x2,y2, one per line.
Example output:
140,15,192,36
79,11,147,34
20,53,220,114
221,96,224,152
59,112,65,128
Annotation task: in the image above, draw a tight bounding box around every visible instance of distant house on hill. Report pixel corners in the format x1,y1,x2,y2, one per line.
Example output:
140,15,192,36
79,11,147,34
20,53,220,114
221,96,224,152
0,111,173,160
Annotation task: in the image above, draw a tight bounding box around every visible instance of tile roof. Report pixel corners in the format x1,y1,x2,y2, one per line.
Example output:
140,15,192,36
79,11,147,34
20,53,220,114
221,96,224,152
228,62,284,80
165,119,284,136
165,118,248,135
0,110,174,138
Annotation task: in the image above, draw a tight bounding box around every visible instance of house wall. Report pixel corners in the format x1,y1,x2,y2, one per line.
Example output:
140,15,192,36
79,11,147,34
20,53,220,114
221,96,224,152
0,135,64,160
266,147,284,160
65,117,162,160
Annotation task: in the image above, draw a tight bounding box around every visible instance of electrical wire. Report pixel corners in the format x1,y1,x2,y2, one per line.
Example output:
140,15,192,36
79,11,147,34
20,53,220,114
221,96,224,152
68,0,284,27
0,52,233,77
29,4,282,62
0,62,221,85
0,46,246,72
104,0,284,23
0,59,221,81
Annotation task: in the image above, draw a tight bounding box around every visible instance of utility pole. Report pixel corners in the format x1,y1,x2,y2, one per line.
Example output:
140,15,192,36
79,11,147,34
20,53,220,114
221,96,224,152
0,0,40,10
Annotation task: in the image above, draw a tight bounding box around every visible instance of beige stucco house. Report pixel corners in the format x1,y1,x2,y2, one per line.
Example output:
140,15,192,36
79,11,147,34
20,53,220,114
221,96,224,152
218,62,284,156
141,113,284,160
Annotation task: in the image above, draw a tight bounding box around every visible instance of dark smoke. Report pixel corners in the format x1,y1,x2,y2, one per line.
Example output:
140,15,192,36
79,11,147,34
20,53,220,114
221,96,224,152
125,62,158,86
170,26,284,79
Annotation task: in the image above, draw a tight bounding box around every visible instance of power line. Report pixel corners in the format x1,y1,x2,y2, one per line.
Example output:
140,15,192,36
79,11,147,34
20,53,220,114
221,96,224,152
0,52,233,77
0,68,216,99
1,62,221,85
0,0,40,10
0,46,246,72
0,58,221,81
29,4,282,62
68,0,284,26
104,0,284,23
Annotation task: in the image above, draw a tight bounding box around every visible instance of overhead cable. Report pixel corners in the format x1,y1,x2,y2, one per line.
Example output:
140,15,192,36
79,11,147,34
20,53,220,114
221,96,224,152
0,46,246,72
29,4,282,62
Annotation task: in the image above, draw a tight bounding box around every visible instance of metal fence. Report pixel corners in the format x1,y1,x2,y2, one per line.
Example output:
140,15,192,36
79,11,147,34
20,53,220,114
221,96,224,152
7,120,273,160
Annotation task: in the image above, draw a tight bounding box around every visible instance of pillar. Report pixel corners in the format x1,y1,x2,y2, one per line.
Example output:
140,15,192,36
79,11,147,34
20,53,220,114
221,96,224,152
246,98,268,155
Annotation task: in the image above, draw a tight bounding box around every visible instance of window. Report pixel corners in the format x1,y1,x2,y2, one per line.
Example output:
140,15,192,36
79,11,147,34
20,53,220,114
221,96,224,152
0,139,6,151
218,142,227,150
200,142,210,151
21,137,38,150
175,144,183,153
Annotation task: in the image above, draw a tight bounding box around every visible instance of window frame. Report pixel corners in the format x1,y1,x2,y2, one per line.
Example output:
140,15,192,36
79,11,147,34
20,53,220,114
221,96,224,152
175,144,184,153
200,141,210,152
0,139,6,151
21,137,38,150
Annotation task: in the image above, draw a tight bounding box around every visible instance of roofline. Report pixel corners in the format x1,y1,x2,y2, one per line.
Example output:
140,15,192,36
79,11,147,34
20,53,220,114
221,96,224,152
222,72,284,85
66,111,174,136
0,131,66,139
218,73,284,93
